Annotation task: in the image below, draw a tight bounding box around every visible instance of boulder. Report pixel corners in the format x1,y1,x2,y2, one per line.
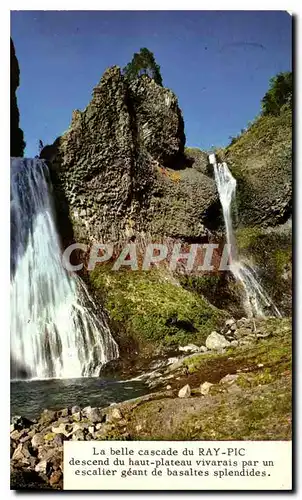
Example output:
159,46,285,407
58,408,69,418
110,408,122,421
51,423,73,437
82,406,103,423
10,429,22,441
205,332,231,350
39,409,57,426
179,344,200,353
71,406,81,415
200,381,214,396
12,443,26,463
53,434,66,447
178,384,191,398
49,470,63,486
236,318,249,328
225,318,236,328
37,447,63,470
20,434,31,444
11,415,33,431
199,345,208,353
234,327,253,339
72,412,81,422
35,460,48,475
220,374,239,385
31,433,44,449
12,441,34,464
72,430,85,441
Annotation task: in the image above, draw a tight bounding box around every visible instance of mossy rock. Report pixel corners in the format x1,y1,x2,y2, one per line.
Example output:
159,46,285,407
223,106,292,227
43,432,56,442
89,266,227,352
179,272,246,318
235,225,292,315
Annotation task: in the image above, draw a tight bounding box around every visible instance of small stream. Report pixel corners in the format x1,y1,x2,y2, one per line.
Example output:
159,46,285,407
11,377,149,420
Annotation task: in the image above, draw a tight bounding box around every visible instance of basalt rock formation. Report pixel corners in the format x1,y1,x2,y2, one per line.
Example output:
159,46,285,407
222,106,292,228
41,67,220,245
11,38,25,157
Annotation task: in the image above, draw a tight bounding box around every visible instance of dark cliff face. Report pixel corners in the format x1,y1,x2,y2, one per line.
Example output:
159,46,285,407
11,38,25,157
41,67,220,245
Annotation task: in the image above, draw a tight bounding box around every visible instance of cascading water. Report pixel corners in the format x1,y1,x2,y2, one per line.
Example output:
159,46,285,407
209,154,281,318
11,158,119,380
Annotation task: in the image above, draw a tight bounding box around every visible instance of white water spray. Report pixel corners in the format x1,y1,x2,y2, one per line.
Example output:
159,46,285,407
11,158,119,380
209,154,281,318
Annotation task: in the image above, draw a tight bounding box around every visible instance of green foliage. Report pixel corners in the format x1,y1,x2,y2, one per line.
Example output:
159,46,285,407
90,267,225,349
184,147,202,155
225,72,292,151
179,273,244,318
261,71,292,116
123,47,163,86
228,128,246,147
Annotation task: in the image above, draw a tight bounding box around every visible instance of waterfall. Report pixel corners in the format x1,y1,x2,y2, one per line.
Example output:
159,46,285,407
11,158,119,380
209,154,281,318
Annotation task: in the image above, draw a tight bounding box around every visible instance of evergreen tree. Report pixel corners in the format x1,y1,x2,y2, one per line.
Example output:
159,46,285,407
123,48,163,86
261,71,292,116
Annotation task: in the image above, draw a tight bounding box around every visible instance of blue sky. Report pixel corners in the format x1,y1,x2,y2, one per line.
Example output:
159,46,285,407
11,10,292,158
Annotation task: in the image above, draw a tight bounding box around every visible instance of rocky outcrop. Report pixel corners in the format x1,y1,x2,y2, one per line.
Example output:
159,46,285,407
223,106,292,227
11,38,25,157
236,222,292,316
41,67,220,245
184,147,211,176
128,76,185,168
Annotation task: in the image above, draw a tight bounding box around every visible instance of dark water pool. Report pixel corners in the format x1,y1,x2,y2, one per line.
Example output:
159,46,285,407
11,377,149,420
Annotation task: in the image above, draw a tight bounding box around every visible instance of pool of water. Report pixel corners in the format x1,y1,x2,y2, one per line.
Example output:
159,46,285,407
11,377,149,420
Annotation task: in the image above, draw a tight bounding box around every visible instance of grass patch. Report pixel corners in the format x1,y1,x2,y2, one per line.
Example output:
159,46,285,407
178,380,291,440
118,317,291,441
89,266,226,350
178,317,291,382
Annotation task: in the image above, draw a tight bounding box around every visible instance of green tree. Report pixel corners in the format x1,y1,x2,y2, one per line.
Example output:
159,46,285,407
261,71,292,116
123,48,163,86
